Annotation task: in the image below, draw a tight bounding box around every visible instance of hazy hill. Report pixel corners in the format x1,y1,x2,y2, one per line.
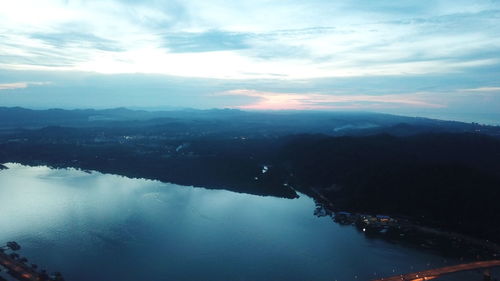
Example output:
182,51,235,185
0,107,499,137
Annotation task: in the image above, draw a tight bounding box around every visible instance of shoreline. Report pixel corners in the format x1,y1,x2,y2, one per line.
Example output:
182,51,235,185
314,200,500,260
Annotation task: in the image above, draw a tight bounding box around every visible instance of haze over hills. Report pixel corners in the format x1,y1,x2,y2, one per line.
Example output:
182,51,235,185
1,107,499,137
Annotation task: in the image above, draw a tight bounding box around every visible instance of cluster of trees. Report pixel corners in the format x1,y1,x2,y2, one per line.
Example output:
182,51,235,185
276,133,500,241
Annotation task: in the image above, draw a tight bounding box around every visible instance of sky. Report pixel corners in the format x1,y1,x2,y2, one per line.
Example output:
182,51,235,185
0,0,499,124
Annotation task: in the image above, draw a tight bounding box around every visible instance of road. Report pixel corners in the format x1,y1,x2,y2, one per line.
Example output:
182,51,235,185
373,260,500,281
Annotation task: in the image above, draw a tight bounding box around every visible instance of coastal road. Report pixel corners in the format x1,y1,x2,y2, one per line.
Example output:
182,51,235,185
373,260,500,281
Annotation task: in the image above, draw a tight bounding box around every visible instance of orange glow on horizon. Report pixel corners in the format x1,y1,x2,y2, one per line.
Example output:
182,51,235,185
222,89,444,111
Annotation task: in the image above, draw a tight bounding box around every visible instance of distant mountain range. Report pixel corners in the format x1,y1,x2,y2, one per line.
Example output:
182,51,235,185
0,107,499,137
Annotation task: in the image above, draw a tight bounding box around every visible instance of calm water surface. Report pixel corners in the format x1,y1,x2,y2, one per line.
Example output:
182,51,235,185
0,163,481,281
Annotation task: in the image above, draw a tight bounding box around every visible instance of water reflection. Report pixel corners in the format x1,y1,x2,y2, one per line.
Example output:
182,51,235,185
0,163,484,281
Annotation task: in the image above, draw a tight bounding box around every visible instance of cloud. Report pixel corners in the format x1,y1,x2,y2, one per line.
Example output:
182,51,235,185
0,0,499,79
222,89,444,110
459,87,500,92
0,69,498,124
30,32,124,52
0,0,499,123
163,30,251,53
0,82,51,91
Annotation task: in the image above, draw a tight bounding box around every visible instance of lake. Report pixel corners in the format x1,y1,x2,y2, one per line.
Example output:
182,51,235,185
0,163,486,281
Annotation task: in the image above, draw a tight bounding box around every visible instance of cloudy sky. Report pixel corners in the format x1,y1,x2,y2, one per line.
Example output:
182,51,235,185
0,0,499,123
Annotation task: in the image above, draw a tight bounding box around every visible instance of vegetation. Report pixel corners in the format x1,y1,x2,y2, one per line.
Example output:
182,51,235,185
1,107,499,242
